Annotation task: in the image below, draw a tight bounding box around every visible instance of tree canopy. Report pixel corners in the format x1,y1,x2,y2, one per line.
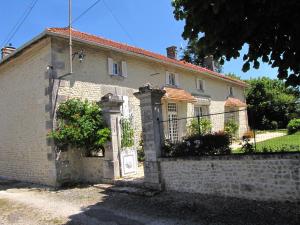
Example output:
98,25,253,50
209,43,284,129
181,39,222,73
245,77,300,129
173,0,300,86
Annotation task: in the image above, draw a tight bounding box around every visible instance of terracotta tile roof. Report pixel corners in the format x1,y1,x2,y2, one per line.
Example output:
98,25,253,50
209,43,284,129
162,87,196,102
225,97,247,107
46,27,247,87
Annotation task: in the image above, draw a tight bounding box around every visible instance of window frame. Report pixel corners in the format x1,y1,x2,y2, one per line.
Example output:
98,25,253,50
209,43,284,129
196,78,205,92
169,73,176,86
229,86,234,96
112,62,120,76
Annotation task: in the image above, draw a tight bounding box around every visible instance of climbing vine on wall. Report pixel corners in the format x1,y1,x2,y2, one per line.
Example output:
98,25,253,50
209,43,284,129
120,118,135,148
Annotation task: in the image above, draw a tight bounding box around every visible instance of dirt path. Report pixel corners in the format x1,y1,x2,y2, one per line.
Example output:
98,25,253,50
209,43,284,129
0,180,299,225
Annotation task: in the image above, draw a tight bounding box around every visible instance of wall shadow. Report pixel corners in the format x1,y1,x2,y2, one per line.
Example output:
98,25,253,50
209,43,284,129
63,186,300,225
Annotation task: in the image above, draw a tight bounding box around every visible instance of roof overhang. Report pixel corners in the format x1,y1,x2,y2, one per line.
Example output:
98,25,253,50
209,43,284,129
225,97,247,107
162,87,196,103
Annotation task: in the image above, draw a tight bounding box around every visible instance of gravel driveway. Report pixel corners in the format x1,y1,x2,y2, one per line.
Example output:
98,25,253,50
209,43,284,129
0,180,299,225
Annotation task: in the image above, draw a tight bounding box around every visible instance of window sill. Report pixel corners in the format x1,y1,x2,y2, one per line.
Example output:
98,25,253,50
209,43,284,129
110,74,125,80
165,84,179,88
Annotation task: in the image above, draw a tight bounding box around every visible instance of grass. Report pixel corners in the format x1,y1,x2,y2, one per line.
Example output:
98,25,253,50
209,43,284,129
233,131,300,153
254,131,300,152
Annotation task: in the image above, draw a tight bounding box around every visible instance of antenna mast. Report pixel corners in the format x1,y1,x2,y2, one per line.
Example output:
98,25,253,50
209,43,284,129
69,0,73,74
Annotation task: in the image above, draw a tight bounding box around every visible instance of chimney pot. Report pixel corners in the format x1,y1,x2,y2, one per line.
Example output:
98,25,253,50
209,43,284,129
1,44,16,59
166,46,177,60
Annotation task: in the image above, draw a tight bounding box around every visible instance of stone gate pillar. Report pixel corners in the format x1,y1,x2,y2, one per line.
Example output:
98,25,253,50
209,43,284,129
100,93,123,182
134,85,165,190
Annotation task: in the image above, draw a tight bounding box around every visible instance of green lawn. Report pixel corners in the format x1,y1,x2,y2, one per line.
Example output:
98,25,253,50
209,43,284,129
255,131,300,152
233,131,300,153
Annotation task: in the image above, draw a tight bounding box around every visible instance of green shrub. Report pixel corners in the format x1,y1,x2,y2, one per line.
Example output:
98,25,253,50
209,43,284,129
188,118,212,135
287,118,300,134
270,121,278,129
137,134,145,162
49,99,110,156
162,132,231,157
120,118,134,148
224,119,239,137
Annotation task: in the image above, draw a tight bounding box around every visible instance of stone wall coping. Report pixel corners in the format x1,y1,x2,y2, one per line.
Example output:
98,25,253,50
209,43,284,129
159,152,300,162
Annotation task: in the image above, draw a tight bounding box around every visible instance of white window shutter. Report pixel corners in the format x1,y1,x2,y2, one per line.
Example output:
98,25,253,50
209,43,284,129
165,71,170,85
175,73,179,86
196,78,199,89
108,58,113,75
202,80,205,91
121,61,128,77
122,96,129,118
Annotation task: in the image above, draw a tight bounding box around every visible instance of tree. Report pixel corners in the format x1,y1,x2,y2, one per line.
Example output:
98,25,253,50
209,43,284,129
173,0,300,86
181,39,223,73
225,73,242,81
246,77,300,129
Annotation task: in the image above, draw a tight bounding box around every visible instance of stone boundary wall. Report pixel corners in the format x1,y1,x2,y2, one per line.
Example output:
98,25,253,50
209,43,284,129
159,153,300,202
56,149,104,185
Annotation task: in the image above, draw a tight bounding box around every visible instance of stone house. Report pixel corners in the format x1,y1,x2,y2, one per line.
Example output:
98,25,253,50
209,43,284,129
0,27,248,186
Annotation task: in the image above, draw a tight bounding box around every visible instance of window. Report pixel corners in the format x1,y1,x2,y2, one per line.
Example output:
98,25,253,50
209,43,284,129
113,62,120,75
229,86,234,96
167,103,178,141
166,72,179,86
194,106,209,117
169,73,176,85
196,79,205,91
194,106,203,117
108,58,128,77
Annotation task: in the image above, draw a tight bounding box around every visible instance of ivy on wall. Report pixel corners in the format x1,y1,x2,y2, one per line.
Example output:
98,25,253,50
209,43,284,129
49,99,111,156
120,118,134,148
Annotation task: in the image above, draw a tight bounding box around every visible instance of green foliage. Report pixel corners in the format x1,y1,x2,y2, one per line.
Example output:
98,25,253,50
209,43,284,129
224,119,239,137
172,0,300,86
287,119,300,134
137,134,145,162
181,39,223,73
255,131,300,152
49,99,110,156
240,137,255,154
120,118,134,148
225,73,242,81
162,132,231,157
246,77,300,129
188,118,212,135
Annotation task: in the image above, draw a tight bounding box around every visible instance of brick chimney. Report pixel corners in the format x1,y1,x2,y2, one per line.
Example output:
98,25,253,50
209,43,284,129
166,46,177,60
203,55,216,71
1,44,16,59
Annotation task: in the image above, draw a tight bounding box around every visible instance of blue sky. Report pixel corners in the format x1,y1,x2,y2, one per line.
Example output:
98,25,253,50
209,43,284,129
0,0,277,80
